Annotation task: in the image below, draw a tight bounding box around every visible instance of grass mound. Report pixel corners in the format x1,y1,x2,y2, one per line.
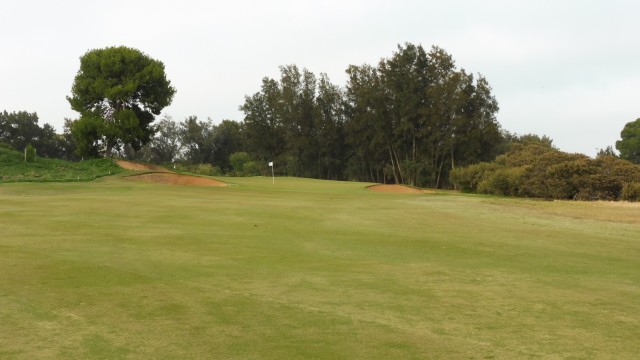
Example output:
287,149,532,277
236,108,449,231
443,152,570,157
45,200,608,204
0,147,122,183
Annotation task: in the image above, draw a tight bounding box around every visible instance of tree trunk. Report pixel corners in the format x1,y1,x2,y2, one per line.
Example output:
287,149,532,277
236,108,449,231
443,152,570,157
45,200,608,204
435,151,446,189
388,146,400,184
392,146,404,184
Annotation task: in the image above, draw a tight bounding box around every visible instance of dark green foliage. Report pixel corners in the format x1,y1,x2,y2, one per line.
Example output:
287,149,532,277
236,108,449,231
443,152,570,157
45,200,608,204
229,151,260,176
241,66,345,179
0,110,63,158
239,43,503,187
210,120,245,171
0,142,15,150
615,118,640,164
344,44,503,188
0,147,122,182
145,115,182,163
178,116,217,164
451,144,640,201
67,46,176,157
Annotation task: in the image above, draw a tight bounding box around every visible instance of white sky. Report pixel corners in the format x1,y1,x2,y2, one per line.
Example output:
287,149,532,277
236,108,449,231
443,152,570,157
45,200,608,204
1,0,638,156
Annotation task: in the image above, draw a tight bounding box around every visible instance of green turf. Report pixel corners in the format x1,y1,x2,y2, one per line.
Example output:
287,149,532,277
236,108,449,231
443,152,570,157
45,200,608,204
1,176,639,359
0,147,122,183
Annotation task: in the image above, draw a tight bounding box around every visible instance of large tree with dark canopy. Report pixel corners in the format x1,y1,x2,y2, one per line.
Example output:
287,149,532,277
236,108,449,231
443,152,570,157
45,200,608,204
67,46,176,157
239,43,503,187
616,118,640,164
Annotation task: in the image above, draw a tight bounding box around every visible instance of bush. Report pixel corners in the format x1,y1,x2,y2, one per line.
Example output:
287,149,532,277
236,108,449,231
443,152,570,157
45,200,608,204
229,152,251,175
476,167,525,196
0,142,15,150
25,144,36,163
450,162,497,192
242,161,261,176
452,143,640,201
173,163,221,176
621,182,640,202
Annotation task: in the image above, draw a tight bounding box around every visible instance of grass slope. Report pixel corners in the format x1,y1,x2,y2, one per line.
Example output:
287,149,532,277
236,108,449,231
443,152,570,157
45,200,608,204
0,176,639,359
0,147,122,182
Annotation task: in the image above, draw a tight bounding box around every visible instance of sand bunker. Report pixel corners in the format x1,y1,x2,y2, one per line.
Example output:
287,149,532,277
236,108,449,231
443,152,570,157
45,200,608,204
367,184,427,194
116,160,225,187
115,160,171,172
127,173,226,187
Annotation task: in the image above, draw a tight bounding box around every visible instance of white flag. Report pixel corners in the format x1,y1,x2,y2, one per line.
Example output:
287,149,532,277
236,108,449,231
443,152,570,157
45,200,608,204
268,161,273,167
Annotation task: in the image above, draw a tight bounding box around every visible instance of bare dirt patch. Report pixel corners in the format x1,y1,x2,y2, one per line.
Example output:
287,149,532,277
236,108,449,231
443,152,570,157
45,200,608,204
127,173,226,187
115,160,170,172
116,160,226,187
367,184,428,194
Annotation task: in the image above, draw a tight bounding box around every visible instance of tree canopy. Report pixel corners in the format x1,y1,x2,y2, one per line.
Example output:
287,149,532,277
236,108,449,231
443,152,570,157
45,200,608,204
0,110,69,158
67,46,176,157
240,43,504,187
616,118,640,164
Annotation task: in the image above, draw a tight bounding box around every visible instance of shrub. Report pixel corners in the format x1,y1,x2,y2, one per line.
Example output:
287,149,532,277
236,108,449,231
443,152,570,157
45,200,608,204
477,167,525,196
195,163,221,176
229,152,251,176
0,142,15,150
450,162,497,192
621,182,640,202
25,144,36,163
173,163,221,176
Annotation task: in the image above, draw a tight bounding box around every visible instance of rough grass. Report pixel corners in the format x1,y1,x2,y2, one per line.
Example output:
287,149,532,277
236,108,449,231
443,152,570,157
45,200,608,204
0,148,122,182
0,176,639,359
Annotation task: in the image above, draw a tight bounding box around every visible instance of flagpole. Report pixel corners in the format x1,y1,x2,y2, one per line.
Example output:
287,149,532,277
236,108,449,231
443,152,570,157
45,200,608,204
269,161,274,184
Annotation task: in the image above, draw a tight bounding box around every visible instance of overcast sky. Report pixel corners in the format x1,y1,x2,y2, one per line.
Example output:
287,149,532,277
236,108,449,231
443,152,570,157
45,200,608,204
1,0,638,156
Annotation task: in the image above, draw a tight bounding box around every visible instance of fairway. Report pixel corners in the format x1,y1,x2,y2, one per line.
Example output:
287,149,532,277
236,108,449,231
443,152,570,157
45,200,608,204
1,176,639,359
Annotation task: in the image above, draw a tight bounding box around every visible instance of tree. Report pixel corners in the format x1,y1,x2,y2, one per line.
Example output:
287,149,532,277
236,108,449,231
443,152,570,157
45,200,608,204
210,120,244,171
343,44,502,188
0,110,62,157
67,46,176,157
240,67,346,179
148,115,182,163
596,145,617,158
616,118,640,164
178,116,216,164
240,77,286,164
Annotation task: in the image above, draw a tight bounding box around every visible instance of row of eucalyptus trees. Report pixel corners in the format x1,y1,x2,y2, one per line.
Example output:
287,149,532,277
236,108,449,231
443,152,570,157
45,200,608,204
240,43,504,188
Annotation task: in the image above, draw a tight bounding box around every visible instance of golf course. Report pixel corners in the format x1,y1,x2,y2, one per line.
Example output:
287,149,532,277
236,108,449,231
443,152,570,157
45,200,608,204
1,167,639,359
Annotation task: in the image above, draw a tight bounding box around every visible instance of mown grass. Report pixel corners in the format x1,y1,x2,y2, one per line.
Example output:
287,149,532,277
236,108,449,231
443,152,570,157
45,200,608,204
0,147,122,182
0,176,639,359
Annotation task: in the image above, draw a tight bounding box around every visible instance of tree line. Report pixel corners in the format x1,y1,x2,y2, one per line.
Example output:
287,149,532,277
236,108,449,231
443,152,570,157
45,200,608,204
2,43,639,193
0,111,75,158
240,43,504,187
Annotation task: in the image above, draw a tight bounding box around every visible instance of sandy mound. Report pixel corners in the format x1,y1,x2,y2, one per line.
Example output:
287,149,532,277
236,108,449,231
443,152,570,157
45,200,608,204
115,160,170,172
367,184,426,194
127,173,226,187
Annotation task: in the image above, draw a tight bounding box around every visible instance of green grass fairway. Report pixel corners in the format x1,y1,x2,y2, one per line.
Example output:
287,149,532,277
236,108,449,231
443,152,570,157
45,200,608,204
1,176,639,359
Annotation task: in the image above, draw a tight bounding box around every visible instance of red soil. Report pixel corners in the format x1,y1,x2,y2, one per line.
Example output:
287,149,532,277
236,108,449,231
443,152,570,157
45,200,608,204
127,173,226,187
115,160,171,172
116,160,225,187
367,184,427,194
